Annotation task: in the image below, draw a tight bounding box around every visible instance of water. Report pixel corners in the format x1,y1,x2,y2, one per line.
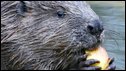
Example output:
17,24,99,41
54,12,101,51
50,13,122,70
87,1,125,70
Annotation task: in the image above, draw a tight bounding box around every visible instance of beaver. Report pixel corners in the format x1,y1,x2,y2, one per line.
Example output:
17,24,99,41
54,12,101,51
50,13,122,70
1,1,116,70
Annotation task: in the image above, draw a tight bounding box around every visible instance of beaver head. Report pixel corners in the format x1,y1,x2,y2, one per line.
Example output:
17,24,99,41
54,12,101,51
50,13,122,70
1,1,104,70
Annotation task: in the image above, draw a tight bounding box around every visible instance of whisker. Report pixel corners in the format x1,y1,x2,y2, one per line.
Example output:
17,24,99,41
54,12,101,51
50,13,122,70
105,29,125,40
104,31,119,48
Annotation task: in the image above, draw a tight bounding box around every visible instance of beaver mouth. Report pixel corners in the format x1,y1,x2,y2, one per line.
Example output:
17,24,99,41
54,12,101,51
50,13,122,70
69,40,102,55
79,40,102,53
86,41,101,50
83,31,104,51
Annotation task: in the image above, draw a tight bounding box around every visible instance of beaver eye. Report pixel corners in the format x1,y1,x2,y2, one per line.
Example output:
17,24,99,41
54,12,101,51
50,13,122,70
57,11,65,18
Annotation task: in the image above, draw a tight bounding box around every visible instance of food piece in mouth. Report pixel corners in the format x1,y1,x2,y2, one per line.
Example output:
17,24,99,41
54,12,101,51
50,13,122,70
85,46,111,70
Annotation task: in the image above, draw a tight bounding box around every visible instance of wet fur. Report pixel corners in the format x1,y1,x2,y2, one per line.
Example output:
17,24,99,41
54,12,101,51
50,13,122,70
1,1,101,70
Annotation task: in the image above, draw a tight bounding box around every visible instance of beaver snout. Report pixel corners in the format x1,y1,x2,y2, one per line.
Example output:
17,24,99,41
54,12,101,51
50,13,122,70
87,20,104,36
69,18,104,49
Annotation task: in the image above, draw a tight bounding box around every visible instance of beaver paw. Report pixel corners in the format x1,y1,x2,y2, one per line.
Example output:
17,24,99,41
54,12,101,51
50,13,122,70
107,58,116,70
69,54,101,70
78,55,101,70
69,54,116,70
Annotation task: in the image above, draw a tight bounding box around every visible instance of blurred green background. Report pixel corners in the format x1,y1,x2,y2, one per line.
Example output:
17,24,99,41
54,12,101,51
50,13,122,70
87,1,125,70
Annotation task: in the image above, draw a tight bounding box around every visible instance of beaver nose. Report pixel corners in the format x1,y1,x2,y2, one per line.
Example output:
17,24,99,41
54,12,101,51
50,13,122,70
87,20,104,35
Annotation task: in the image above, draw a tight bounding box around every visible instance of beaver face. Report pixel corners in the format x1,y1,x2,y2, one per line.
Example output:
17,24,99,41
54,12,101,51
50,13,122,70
24,1,104,50
1,1,104,70
1,1,104,53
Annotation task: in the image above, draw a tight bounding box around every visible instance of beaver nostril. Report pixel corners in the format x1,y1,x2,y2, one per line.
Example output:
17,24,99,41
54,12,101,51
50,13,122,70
87,25,94,32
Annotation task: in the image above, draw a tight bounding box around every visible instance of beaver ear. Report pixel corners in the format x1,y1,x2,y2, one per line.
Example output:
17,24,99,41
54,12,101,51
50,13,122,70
16,1,28,16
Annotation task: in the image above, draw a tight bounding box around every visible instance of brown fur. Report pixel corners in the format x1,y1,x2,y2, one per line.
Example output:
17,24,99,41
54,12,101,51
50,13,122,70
1,1,102,70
